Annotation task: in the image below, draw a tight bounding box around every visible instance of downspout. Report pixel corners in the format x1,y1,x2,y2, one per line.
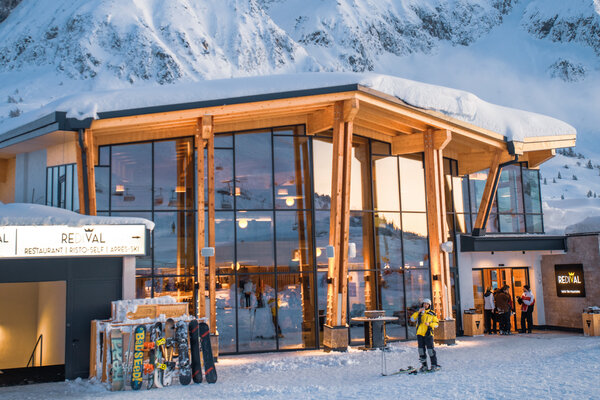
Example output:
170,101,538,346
77,128,90,215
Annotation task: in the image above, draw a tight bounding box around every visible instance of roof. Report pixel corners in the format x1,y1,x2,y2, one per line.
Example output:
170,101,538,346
0,72,576,151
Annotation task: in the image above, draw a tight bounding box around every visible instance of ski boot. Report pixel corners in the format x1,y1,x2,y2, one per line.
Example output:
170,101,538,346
430,364,441,372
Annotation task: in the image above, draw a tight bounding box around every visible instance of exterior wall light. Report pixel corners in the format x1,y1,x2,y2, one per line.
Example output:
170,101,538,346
238,219,248,229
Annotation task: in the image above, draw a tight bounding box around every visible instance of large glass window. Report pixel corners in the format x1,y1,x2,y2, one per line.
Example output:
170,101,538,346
463,163,543,233
46,164,78,212
98,138,196,312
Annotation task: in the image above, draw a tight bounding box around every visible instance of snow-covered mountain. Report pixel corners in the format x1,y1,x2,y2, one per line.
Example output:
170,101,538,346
0,0,599,232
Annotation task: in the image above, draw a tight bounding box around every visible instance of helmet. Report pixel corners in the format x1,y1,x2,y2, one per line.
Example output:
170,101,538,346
422,298,432,305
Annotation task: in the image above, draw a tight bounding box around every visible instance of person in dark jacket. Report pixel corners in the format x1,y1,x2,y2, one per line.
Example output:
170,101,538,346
494,285,512,335
483,287,495,334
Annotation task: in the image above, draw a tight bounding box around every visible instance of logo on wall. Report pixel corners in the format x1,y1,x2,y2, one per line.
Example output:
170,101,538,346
554,264,586,297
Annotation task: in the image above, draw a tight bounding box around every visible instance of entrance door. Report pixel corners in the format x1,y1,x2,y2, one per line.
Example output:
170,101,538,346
472,267,530,332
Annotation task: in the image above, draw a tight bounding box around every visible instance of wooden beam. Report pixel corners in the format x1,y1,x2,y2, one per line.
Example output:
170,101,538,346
195,119,206,320
352,123,394,143
75,132,86,214
392,129,451,155
472,151,502,235
423,129,447,319
84,129,97,216
0,159,7,183
90,92,356,131
457,150,513,176
306,107,333,136
343,98,359,122
358,105,428,132
205,116,217,334
525,149,555,168
215,115,306,134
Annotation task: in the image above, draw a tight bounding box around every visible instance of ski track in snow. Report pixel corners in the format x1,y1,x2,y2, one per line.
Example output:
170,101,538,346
0,333,598,399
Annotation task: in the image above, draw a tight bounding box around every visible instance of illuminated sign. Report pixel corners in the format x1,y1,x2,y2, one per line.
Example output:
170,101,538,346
555,264,586,297
0,225,146,259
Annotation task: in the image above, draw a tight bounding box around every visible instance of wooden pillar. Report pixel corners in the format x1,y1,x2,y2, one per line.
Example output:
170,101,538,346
324,99,358,351
76,129,97,215
423,129,456,343
195,122,206,319
75,132,86,214
204,116,217,335
472,151,502,236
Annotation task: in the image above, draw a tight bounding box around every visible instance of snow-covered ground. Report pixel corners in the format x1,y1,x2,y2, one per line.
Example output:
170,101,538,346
1,332,598,399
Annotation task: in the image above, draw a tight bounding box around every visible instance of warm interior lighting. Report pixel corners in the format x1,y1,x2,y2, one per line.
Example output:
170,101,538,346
175,186,186,193
235,187,241,196
285,197,295,207
277,188,289,196
238,219,248,229
115,184,125,193
316,248,322,257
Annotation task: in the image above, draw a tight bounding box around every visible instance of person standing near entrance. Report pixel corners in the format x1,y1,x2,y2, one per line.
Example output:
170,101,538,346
494,285,512,335
518,285,535,333
483,287,495,334
410,298,440,372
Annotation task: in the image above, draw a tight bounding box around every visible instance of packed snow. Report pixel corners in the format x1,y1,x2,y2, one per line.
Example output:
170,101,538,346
0,202,154,230
0,332,597,399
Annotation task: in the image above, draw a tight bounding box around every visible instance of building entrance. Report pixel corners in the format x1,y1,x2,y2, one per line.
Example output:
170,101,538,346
0,281,66,386
472,267,530,332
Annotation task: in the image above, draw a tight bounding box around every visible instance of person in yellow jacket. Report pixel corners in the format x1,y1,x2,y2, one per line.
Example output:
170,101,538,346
410,298,440,372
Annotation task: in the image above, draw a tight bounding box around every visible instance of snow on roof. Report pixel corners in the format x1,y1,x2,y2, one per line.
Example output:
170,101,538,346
0,202,155,230
0,72,576,142
565,216,600,235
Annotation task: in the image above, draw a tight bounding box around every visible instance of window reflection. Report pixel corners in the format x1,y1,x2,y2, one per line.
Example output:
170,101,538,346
312,136,333,209
215,149,234,210
276,211,313,274
236,211,274,273
153,212,195,276
372,156,400,211
399,154,426,212
235,132,273,209
215,274,236,353
374,212,402,271
215,211,235,274
273,136,311,209
402,213,429,269
348,212,374,270
236,273,277,352
154,139,194,210
380,268,406,340
350,137,372,210
497,165,523,214
112,211,152,276
314,211,330,272
111,143,152,210
348,269,378,344
405,268,431,339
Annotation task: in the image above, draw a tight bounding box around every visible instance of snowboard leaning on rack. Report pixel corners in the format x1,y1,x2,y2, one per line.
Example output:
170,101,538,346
151,322,165,389
110,329,124,391
198,321,217,383
176,320,192,385
189,319,203,384
162,318,176,386
131,325,146,390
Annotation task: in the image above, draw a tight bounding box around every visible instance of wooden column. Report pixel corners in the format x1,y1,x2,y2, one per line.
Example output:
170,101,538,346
195,120,206,320
472,150,502,236
324,99,358,351
204,115,217,335
84,129,97,215
75,131,86,214
423,129,451,318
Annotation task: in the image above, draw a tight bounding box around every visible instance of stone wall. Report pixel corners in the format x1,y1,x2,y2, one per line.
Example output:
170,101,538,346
540,234,600,329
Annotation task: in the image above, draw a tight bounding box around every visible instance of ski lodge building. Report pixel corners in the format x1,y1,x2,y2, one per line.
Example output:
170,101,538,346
1,73,591,380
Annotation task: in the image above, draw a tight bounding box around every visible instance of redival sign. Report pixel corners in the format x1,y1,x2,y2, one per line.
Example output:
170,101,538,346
554,264,586,297
0,225,146,259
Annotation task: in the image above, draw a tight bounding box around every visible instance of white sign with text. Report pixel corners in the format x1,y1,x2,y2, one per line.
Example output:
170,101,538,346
0,225,146,258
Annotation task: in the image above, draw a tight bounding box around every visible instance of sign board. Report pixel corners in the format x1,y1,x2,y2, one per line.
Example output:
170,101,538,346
0,225,146,259
554,264,586,297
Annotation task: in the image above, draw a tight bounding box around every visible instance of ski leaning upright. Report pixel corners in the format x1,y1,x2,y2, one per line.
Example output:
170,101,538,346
189,319,203,384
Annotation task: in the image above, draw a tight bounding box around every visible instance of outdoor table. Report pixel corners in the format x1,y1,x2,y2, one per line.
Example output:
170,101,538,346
351,316,399,349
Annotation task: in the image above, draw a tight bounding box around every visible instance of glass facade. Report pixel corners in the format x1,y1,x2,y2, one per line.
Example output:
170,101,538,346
93,123,544,353
464,163,543,233
46,164,78,212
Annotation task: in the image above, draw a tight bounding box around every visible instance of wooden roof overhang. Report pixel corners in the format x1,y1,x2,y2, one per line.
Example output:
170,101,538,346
84,85,574,174
0,84,576,173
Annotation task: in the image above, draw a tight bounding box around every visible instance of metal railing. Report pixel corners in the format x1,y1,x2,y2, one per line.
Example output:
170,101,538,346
27,334,43,368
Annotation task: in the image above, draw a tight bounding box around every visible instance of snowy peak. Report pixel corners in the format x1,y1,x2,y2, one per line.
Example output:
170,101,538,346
0,0,318,84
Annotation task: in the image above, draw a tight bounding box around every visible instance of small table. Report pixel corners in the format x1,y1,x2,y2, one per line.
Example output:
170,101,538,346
351,316,399,350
